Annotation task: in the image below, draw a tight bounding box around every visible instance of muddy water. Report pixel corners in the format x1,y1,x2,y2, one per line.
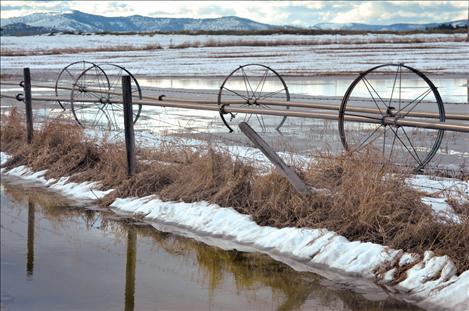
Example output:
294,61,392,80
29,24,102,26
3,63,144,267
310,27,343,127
0,178,422,311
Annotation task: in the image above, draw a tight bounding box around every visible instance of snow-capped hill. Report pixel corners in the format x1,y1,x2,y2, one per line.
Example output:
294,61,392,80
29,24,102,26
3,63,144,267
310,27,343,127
1,10,278,34
449,20,468,28
313,20,466,31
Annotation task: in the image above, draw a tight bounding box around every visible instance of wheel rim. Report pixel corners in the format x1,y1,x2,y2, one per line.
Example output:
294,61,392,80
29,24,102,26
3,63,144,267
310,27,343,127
97,64,143,126
338,63,445,172
55,61,97,110
70,65,112,129
218,64,290,133
70,64,143,129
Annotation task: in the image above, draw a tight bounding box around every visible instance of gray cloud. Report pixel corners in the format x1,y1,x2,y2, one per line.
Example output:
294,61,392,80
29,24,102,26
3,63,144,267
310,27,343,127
2,1,467,26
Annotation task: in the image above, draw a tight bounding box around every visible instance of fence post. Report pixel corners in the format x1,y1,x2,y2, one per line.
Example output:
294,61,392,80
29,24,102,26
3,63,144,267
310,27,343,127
23,68,33,144
122,75,136,176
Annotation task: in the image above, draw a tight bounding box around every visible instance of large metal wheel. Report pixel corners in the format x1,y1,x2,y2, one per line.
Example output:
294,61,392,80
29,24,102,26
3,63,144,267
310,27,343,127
55,61,98,110
339,63,445,172
218,64,290,133
98,63,143,125
70,64,142,129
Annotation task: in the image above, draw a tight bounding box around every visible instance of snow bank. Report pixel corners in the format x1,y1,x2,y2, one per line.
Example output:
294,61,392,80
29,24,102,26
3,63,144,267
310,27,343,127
1,150,468,309
408,175,468,223
1,152,112,200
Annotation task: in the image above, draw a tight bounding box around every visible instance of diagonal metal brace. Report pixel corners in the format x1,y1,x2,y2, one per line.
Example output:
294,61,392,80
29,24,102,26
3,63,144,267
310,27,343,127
239,122,330,196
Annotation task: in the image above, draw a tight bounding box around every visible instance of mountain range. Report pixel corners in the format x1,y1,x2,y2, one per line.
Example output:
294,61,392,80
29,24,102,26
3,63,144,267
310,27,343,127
313,20,467,31
1,10,467,35
0,10,277,35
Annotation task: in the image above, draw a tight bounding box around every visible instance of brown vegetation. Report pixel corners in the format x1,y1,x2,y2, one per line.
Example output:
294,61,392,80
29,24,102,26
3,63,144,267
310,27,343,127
1,109,468,272
0,43,162,56
168,35,465,49
85,27,469,37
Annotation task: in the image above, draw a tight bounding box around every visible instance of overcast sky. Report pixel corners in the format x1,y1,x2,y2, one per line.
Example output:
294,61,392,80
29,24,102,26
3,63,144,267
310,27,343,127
1,1,467,26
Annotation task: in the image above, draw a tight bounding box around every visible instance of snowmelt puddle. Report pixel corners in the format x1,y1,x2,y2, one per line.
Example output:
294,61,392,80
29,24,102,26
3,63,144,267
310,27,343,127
0,178,422,311
139,76,469,104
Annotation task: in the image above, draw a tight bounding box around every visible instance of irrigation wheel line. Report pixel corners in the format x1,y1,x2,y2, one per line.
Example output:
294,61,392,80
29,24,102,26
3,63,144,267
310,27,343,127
339,63,446,172
3,80,469,122
70,64,142,130
218,64,290,133
54,61,100,110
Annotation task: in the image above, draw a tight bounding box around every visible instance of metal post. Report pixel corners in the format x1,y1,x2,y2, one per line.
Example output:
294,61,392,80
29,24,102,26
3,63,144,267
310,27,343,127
23,68,33,144
122,75,136,176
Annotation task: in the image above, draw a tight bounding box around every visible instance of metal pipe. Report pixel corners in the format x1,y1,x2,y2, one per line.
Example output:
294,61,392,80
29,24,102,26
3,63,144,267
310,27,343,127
133,98,469,133
2,81,468,121
1,93,468,133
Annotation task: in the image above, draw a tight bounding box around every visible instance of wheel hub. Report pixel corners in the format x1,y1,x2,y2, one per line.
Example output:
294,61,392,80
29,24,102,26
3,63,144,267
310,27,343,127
246,98,257,105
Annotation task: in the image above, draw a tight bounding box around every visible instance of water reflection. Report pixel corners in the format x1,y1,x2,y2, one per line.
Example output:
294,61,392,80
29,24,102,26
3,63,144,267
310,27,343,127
1,178,422,310
138,75,468,104
124,227,137,311
26,199,35,280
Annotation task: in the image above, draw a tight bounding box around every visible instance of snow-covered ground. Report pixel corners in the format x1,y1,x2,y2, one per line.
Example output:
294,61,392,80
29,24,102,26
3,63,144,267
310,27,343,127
1,33,468,75
1,149,468,310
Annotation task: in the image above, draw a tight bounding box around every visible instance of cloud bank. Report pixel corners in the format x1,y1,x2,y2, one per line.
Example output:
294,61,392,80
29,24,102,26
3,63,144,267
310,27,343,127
1,1,467,26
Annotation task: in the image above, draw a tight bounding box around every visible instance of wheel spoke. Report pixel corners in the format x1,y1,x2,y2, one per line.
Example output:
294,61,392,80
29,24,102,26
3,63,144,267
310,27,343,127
254,68,269,98
91,104,107,126
399,66,402,110
222,86,248,100
352,124,383,153
400,126,422,164
388,127,422,166
361,78,384,114
389,129,398,160
257,89,285,100
398,88,432,118
109,103,119,128
65,68,75,80
363,77,388,108
255,114,266,132
241,67,255,97
388,65,400,106
383,127,387,156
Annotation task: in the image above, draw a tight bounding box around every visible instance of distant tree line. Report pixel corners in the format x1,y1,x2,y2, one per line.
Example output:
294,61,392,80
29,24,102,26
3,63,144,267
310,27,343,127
429,23,467,30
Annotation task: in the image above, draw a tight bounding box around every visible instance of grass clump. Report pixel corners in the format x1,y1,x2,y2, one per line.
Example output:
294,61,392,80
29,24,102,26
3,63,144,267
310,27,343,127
1,110,468,272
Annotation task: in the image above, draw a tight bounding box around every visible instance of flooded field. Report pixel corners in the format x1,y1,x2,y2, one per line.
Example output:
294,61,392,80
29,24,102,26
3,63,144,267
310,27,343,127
0,177,422,311
139,75,469,104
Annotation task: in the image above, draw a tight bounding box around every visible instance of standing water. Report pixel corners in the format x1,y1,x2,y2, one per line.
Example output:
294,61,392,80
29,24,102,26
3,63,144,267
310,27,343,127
1,177,422,310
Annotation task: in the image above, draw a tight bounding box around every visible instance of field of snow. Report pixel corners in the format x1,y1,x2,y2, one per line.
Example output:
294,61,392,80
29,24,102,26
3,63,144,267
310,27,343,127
1,33,468,76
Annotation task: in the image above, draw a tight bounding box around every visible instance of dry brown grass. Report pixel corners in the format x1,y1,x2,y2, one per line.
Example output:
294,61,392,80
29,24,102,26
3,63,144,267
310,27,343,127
168,36,465,49
0,43,162,56
1,110,468,273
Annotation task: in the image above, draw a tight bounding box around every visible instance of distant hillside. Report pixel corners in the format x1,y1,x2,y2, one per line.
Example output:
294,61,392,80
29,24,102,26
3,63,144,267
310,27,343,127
314,20,468,31
0,10,279,34
0,22,51,36
0,10,467,36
